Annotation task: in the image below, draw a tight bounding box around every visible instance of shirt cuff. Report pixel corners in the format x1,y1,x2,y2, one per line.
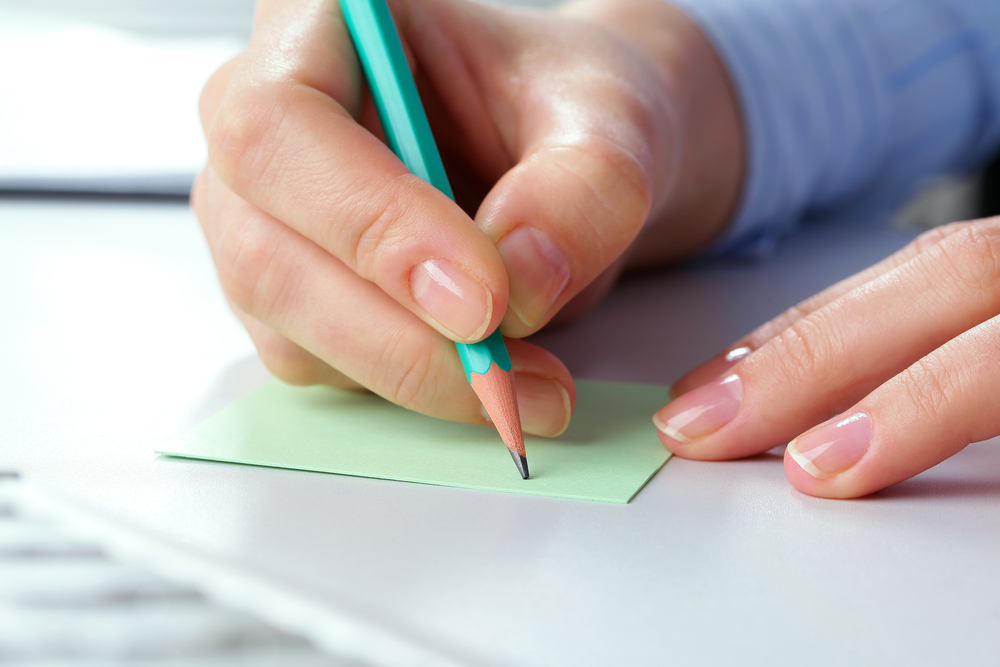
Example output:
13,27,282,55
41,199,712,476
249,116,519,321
666,0,885,257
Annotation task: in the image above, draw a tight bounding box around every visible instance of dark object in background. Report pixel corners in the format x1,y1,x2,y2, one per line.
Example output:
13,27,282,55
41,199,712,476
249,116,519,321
0,475,362,665
981,151,1000,218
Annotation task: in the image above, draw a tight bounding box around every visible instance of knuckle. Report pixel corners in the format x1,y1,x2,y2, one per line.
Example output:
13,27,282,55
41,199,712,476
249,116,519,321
911,220,970,254
214,221,269,309
390,355,437,412
900,356,956,424
587,136,654,218
198,54,241,130
207,86,291,193
343,173,419,278
766,316,836,388
934,221,1000,294
215,221,304,321
748,305,808,348
549,138,653,256
364,324,445,412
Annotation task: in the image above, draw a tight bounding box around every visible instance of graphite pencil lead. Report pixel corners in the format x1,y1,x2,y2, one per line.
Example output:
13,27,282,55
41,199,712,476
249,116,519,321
469,362,528,479
509,449,529,479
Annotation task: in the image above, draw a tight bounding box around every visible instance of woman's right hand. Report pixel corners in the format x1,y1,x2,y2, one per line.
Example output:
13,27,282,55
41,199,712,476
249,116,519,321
192,0,744,435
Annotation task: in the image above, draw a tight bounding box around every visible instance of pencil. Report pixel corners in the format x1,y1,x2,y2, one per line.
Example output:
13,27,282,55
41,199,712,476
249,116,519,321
340,0,529,479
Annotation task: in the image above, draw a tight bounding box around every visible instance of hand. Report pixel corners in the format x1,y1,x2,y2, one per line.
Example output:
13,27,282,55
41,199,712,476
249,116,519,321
192,0,743,434
655,218,1000,498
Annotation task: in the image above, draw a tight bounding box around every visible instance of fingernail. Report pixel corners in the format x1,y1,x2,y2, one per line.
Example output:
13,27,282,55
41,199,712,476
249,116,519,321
719,346,753,370
653,374,742,444
671,346,752,399
787,413,871,479
725,346,753,361
496,227,570,328
411,259,492,341
489,373,571,437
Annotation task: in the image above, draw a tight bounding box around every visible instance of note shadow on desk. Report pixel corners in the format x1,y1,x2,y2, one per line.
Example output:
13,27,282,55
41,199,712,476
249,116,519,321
157,379,672,504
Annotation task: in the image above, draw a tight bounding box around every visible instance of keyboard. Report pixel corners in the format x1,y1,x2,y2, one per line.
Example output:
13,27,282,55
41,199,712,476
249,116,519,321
0,472,369,666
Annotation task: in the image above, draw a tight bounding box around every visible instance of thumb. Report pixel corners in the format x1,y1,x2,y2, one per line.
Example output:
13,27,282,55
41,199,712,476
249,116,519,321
472,18,679,336
480,138,654,336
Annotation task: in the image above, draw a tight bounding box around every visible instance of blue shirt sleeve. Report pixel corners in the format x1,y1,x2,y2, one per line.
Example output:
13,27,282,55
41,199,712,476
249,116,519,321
666,0,1000,257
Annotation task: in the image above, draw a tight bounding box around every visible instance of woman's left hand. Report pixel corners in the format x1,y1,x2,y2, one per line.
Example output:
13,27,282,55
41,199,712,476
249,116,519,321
654,217,1000,498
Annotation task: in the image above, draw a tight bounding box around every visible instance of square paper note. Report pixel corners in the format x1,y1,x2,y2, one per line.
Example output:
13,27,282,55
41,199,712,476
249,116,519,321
159,379,672,503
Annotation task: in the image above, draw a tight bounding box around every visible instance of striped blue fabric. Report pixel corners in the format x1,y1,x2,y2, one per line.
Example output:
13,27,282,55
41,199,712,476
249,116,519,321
668,0,1000,256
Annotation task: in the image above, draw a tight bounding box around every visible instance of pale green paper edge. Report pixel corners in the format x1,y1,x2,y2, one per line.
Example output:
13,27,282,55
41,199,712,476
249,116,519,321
159,451,669,504
157,379,672,504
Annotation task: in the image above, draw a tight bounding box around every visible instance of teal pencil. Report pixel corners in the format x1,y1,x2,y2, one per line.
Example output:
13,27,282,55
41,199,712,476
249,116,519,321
340,0,528,479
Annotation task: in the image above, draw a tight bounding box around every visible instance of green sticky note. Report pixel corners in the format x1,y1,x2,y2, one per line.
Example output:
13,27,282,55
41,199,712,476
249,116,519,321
158,379,672,504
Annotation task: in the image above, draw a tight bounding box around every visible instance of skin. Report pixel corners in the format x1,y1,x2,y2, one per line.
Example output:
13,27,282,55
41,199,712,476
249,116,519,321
197,0,997,500
665,218,1000,498
193,0,743,437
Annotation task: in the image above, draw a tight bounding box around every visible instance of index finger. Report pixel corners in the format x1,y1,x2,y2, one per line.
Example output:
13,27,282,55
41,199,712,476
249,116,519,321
671,222,975,396
206,0,509,344
654,221,1000,461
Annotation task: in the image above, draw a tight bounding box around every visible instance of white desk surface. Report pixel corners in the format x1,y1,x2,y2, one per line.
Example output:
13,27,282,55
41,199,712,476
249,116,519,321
3,196,999,666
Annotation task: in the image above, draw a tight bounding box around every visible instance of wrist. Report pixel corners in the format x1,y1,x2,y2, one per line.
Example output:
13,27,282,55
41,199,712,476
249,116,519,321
561,0,745,265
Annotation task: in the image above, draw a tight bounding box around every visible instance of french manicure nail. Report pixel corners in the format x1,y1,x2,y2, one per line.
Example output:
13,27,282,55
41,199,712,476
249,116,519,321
496,227,570,328
670,346,753,399
654,374,742,444
411,259,492,341
787,413,872,479
513,373,572,437
724,346,753,364
479,374,571,437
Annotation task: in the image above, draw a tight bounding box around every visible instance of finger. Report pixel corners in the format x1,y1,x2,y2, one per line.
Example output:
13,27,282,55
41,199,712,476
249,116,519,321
654,220,1000,460
391,0,681,333
470,23,677,336
194,168,360,391
195,169,574,434
198,54,242,133
229,299,365,390
197,169,472,418
785,315,1000,498
672,220,979,395
478,139,655,336
549,254,630,326
207,0,508,345
507,338,577,437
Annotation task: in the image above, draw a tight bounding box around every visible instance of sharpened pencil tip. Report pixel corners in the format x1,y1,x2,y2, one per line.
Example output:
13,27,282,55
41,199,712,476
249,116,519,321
509,448,529,479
